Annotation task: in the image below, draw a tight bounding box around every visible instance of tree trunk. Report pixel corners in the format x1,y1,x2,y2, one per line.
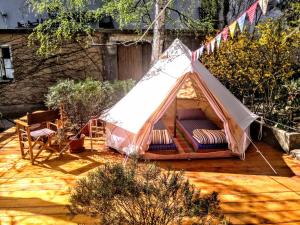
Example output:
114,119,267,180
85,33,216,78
151,0,166,65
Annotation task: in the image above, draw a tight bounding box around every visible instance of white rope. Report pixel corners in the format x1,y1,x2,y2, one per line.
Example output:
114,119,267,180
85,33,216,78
245,133,278,175
92,0,173,47
256,117,299,132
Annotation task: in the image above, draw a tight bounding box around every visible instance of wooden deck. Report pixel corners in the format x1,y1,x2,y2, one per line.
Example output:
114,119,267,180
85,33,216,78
1,127,300,224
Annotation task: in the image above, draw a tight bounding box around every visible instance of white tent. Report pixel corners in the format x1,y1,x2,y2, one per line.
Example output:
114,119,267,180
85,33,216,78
100,39,258,159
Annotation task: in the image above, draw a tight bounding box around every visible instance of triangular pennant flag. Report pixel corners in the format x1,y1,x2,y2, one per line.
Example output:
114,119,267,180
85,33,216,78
211,39,216,52
222,27,229,41
229,21,237,38
199,46,204,56
191,51,197,62
206,43,210,54
247,1,258,24
216,34,222,48
237,13,247,32
258,0,268,15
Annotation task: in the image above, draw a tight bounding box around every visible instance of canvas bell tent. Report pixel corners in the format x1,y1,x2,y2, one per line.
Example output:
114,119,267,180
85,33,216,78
100,39,258,160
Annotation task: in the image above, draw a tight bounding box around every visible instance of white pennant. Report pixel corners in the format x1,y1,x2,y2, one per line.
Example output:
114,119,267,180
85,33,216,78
199,46,204,57
259,0,269,15
237,13,247,32
211,39,216,52
216,34,222,48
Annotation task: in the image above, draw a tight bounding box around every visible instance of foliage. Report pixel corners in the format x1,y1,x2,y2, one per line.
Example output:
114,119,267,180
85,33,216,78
199,0,220,28
272,79,300,130
45,78,135,132
27,0,216,57
69,161,229,225
202,17,299,129
283,2,300,28
27,0,96,57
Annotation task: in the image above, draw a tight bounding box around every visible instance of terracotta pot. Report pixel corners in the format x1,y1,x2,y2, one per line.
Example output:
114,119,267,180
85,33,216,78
69,134,85,153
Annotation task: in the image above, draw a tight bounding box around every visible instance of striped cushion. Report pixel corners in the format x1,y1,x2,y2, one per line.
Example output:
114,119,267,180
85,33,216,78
192,129,227,144
151,130,173,144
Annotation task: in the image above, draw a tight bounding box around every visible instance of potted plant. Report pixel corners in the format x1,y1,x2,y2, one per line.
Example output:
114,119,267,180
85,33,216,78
46,78,135,153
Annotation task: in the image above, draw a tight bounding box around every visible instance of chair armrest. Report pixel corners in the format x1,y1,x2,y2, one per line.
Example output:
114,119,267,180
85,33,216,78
15,119,29,128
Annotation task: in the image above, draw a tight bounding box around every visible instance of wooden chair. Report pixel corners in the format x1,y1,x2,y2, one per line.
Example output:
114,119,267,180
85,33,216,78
15,110,61,164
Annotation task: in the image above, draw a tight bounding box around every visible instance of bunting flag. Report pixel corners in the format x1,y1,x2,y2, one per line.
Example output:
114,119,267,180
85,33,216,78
192,46,205,61
247,1,259,24
222,27,229,41
199,46,204,56
206,43,211,54
216,34,222,48
229,21,237,38
192,50,199,62
197,0,264,59
191,51,196,62
237,13,247,32
259,0,268,15
211,39,216,52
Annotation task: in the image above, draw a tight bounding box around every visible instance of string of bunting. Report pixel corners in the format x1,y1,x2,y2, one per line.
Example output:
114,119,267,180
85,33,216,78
192,0,269,61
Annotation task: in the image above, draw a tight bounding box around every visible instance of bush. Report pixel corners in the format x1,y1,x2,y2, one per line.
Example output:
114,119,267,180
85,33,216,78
45,78,135,132
69,161,229,225
202,15,299,129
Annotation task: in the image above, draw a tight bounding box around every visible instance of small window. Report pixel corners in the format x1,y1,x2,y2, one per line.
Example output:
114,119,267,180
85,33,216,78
0,46,14,81
2,47,10,59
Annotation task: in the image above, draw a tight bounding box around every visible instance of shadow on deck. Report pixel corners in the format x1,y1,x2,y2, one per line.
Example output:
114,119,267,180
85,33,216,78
0,127,300,224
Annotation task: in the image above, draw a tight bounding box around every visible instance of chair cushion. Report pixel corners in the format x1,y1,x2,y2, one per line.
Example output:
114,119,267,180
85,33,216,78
30,128,56,139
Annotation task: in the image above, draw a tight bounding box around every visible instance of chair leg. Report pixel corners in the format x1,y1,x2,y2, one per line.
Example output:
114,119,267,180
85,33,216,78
26,128,34,165
16,125,25,158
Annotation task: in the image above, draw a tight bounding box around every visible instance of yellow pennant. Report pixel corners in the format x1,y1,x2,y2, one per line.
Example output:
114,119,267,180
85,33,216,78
229,21,237,38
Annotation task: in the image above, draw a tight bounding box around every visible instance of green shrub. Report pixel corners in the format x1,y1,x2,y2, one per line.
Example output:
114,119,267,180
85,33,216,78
202,16,299,129
69,161,229,225
45,78,135,132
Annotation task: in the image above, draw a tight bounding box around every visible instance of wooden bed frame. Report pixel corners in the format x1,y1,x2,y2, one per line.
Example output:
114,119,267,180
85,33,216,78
141,150,237,160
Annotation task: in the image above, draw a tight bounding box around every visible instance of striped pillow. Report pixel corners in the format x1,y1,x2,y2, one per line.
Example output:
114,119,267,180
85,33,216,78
192,129,227,144
151,130,173,144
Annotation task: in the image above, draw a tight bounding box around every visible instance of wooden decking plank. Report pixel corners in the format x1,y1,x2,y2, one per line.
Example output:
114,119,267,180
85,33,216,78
0,127,299,225
225,210,300,224
221,199,300,213
0,214,97,225
219,191,300,202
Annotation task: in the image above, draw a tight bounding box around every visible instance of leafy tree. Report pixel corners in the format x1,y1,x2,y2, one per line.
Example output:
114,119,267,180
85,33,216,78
202,14,299,128
27,0,216,62
69,160,230,225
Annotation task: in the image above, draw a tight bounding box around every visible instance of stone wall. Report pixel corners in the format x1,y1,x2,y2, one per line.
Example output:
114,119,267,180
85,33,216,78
0,30,201,117
0,31,106,116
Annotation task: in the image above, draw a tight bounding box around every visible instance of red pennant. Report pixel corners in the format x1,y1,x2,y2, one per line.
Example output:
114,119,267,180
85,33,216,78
192,51,196,61
222,27,229,41
192,51,199,62
247,1,259,24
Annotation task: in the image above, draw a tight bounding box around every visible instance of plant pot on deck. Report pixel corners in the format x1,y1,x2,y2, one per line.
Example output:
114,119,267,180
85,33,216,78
69,134,85,153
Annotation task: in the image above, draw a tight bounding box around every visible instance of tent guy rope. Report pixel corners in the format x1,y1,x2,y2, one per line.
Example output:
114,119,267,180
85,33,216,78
245,132,278,175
